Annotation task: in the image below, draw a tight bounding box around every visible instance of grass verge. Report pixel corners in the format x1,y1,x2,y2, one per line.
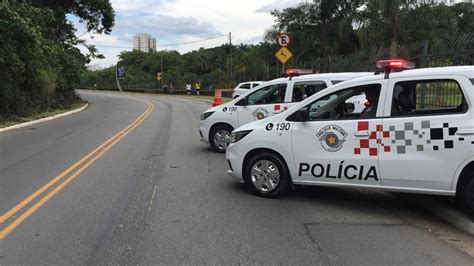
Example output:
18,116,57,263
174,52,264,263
0,101,87,128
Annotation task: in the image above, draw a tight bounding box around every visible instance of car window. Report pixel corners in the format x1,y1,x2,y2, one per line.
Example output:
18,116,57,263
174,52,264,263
391,79,466,116
292,81,327,102
251,83,261,88
306,84,381,120
247,83,287,105
239,83,251,89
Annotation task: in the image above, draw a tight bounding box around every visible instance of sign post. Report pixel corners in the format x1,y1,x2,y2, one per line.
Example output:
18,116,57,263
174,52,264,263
275,47,293,69
276,33,291,48
275,33,292,73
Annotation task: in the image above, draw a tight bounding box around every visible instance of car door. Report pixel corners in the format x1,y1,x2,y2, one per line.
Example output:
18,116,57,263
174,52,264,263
290,81,388,186
379,76,473,191
236,83,290,126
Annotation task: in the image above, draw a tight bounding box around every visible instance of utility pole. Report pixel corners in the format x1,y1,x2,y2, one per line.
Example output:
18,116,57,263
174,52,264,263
160,54,163,91
229,32,233,88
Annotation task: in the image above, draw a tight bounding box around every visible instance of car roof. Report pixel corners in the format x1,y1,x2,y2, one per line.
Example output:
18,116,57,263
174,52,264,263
238,81,264,84
291,65,474,109
334,66,474,87
267,72,372,84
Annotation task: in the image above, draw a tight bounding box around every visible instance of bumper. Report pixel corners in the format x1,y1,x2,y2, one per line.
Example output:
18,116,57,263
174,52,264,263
225,143,245,182
199,122,210,143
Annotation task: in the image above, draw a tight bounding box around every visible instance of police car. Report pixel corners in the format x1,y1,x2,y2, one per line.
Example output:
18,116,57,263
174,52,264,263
200,71,371,152
226,60,474,214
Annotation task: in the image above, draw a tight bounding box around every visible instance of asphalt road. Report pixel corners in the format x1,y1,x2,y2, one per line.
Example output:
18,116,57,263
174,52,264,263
1,90,473,264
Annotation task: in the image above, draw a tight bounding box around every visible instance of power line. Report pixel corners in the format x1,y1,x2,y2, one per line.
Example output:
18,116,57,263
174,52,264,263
156,34,228,48
82,34,229,49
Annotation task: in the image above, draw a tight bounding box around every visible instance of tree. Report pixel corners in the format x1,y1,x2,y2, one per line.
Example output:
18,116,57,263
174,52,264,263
0,0,115,120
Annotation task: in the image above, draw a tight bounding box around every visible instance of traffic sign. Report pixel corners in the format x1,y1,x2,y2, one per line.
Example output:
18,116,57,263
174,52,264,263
156,72,161,81
117,66,125,80
275,47,293,64
277,33,291,47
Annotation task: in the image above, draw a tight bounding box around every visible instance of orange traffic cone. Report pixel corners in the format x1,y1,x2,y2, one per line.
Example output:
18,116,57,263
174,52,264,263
212,89,223,106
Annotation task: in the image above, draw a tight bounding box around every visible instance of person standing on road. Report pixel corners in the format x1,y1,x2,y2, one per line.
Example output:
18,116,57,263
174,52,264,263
195,81,201,96
186,83,191,95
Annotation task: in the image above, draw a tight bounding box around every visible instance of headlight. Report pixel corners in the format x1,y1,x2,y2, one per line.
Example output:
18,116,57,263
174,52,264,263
201,111,215,120
229,130,253,143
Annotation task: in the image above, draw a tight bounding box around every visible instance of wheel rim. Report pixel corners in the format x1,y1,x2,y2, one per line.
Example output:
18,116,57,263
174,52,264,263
250,160,280,193
213,129,230,151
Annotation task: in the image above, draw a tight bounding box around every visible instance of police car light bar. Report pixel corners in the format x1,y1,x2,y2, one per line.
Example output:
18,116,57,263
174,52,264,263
376,59,415,79
376,59,415,71
284,69,313,79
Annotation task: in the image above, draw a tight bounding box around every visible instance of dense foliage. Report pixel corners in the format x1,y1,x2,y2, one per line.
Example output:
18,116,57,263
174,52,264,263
83,0,473,92
0,0,114,121
2,0,472,116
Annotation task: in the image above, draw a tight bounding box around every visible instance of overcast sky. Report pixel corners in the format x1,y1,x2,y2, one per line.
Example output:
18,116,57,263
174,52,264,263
75,0,306,68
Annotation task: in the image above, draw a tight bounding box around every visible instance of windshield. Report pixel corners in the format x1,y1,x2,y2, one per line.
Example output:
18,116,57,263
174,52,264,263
247,83,287,105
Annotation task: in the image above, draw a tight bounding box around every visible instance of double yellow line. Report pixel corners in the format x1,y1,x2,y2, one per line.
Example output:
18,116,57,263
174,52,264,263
0,101,154,239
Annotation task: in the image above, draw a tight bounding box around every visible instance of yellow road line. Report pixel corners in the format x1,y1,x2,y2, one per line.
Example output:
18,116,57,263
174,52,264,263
0,101,154,239
0,102,152,224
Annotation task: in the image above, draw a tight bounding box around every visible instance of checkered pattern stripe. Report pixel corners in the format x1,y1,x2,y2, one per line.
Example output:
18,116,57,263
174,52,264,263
389,121,459,153
354,121,391,157
353,120,467,156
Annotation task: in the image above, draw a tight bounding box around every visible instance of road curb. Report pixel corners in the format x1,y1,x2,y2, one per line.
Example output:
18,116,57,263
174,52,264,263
405,195,474,236
423,199,474,236
0,103,89,133
170,96,214,104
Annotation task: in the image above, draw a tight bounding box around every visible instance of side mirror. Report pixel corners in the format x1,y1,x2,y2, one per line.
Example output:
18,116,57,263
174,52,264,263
235,97,248,106
287,107,308,122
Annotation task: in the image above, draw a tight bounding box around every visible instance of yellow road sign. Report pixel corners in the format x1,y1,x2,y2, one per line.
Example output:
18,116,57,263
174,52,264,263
275,47,293,64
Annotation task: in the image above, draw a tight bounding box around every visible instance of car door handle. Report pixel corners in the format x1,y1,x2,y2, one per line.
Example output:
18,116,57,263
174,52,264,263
354,130,371,138
456,129,474,136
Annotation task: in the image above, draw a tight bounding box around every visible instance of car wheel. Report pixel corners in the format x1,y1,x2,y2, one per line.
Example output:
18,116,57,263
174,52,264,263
210,125,233,153
460,176,474,216
243,152,290,198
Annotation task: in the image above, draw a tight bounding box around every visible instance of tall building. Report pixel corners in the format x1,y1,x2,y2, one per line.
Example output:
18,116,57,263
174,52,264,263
433,0,473,4
133,33,156,53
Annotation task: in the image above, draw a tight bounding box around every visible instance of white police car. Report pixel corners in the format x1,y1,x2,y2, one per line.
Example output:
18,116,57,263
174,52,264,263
200,70,371,152
226,60,474,214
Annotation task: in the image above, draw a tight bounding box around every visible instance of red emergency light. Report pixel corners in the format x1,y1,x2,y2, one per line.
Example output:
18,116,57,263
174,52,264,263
376,59,415,71
376,59,415,79
284,69,313,78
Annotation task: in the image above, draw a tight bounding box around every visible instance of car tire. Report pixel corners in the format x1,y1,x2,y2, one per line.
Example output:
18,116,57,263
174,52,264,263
243,152,290,198
210,124,233,153
460,176,474,216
